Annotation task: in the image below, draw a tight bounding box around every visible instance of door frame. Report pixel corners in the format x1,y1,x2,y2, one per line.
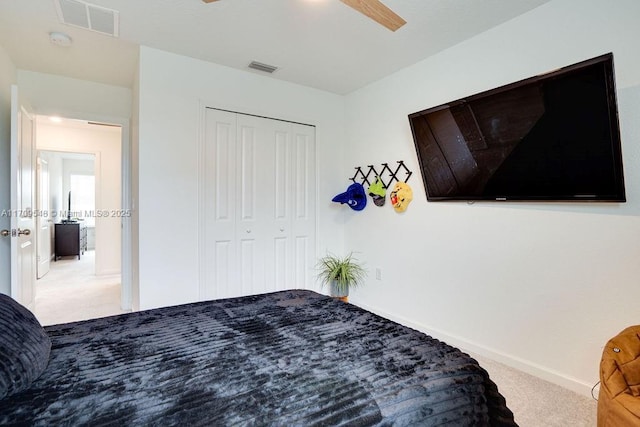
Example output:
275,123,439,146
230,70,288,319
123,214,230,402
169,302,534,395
33,110,132,310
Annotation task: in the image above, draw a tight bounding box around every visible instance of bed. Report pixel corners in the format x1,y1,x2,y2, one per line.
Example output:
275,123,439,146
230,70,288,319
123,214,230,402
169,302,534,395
1,290,516,426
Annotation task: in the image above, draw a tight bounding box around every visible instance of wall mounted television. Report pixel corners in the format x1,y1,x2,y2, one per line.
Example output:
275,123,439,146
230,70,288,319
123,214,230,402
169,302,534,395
408,53,625,202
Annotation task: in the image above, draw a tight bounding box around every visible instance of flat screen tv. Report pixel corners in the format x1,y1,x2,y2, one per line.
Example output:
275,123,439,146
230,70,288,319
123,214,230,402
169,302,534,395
408,53,625,202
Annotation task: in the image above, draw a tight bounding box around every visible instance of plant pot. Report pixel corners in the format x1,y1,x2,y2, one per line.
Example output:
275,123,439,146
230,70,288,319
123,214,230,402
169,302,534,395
330,281,349,298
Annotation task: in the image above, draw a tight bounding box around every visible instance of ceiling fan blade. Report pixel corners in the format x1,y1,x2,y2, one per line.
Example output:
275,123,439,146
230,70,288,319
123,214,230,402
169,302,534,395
339,0,406,32
202,0,220,3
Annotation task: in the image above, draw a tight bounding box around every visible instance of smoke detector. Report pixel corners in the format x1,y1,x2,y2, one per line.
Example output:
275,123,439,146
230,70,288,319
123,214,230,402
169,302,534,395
49,31,72,47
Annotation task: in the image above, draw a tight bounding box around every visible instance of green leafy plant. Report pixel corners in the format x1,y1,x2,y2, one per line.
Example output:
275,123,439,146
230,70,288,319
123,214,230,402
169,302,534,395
317,252,367,296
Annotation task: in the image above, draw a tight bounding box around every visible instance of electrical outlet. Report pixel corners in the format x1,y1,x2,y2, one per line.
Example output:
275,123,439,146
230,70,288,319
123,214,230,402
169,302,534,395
375,268,382,280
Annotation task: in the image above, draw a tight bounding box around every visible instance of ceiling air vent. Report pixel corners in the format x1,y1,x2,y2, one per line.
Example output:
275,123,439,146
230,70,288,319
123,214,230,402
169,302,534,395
248,61,278,74
53,0,119,37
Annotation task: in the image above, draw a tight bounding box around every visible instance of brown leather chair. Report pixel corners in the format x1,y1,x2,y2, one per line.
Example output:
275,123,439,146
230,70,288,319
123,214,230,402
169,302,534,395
598,325,640,426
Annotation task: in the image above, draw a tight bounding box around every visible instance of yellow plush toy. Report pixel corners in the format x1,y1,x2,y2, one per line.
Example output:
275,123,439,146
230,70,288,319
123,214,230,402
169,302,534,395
390,182,413,213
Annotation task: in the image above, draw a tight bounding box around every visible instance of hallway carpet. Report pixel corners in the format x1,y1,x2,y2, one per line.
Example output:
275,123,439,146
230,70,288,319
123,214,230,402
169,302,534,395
34,250,129,326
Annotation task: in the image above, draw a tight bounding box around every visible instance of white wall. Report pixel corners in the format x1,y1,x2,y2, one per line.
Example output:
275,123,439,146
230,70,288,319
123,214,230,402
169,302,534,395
0,44,16,295
37,123,122,275
17,71,132,120
343,0,640,396
137,47,346,310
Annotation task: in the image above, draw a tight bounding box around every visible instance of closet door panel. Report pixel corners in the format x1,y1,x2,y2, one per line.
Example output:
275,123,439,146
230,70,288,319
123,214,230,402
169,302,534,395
204,109,237,299
236,115,276,295
239,124,256,220
294,131,312,219
214,241,233,298
273,236,288,291
292,124,316,289
274,130,290,220
239,239,257,295
264,120,293,292
295,235,311,288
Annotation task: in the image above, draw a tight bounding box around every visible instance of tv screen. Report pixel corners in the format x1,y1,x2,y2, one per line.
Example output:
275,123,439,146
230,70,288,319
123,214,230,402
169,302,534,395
408,53,625,202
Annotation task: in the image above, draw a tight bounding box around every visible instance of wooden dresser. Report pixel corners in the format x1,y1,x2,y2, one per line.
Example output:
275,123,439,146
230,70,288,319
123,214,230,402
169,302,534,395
54,222,87,260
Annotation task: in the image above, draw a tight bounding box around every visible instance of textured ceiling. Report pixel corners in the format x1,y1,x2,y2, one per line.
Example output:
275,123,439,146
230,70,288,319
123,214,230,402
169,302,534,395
0,0,552,94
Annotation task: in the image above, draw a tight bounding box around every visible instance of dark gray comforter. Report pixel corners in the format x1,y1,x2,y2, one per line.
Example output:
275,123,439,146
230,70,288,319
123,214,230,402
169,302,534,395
0,290,516,426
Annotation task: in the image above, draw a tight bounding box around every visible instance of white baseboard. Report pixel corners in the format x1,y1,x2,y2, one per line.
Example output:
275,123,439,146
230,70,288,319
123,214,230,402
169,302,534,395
353,300,596,398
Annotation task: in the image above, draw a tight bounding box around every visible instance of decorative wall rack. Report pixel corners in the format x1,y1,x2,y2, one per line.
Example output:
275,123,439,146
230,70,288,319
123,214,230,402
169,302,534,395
349,160,413,189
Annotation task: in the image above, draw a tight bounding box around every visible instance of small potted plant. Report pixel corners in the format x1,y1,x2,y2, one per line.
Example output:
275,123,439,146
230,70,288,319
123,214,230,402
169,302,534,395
317,252,367,302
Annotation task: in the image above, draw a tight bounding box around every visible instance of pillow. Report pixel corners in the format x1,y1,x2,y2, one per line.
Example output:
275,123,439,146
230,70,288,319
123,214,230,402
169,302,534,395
0,293,51,400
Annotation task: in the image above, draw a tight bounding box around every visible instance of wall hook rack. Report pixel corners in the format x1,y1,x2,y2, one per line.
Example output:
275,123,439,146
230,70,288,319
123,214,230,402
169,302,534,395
349,160,413,189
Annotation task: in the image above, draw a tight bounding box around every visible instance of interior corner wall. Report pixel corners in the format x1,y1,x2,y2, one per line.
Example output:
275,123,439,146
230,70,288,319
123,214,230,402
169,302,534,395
0,44,16,295
342,0,640,396
137,47,346,310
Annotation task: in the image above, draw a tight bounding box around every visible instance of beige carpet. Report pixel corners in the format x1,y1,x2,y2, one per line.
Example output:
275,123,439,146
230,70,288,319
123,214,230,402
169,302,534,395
34,250,130,326
472,353,598,426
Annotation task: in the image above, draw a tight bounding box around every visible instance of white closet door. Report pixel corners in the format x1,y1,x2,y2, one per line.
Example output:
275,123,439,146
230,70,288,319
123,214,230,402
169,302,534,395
235,113,276,296
251,115,291,294
203,108,316,300
289,124,316,290
203,109,238,299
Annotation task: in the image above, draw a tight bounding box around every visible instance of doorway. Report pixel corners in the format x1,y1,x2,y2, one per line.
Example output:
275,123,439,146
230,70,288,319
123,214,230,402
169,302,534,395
33,115,129,325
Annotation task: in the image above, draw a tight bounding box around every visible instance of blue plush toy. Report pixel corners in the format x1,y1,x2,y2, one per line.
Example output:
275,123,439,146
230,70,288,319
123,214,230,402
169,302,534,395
332,183,367,211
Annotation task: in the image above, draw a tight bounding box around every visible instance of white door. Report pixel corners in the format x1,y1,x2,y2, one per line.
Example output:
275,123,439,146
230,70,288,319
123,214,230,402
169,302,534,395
203,109,238,299
288,123,316,290
202,108,316,300
258,117,317,293
9,85,36,307
236,114,273,296
36,157,51,278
